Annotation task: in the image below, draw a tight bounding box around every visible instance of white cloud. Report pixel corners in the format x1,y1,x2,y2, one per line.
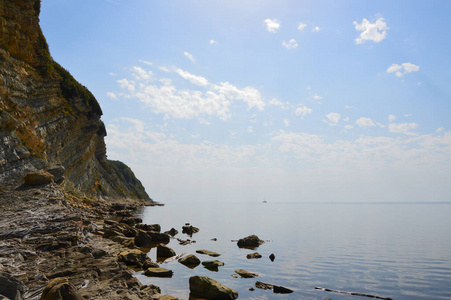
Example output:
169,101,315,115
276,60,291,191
284,119,290,127
115,67,265,121
388,123,418,136
184,52,195,62
344,125,354,130
132,66,153,81
312,94,322,101
269,98,283,106
353,17,389,44
106,92,118,100
388,114,396,122
356,117,376,127
282,39,298,50
138,59,153,66
437,127,444,133
117,78,135,92
247,126,253,133
109,72,117,77
343,117,350,122
345,105,354,109
387,63,419,77
176,69,209,87
209,39,217,45
297,22,307,31
312,26,321,32
295,106,312,118
159,66,170,73
264,19,280,33
213,82,265,111
326,112,341,126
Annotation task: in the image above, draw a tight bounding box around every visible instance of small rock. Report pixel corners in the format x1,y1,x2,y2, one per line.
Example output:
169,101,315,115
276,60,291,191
202,260,224,271
235,269,259,278
134,230,152,247
157,245,176,259
178,254,200,268
255,281,274,290
91,249,107,259
164,228,178,236
0,272,27,300
24,170,54,186
269,253,275,261
136,224,161,232
118,249,147,266
273,285,294,294
46,165,65,184
249,288,255,291
196,249,221,257
182,225,199,236
211,238,217,241
246,252,262,259
143,260,160,269
41,277,82,300
189,276,238,300
231,274,238,278
237,235,264,249
143,267,173,278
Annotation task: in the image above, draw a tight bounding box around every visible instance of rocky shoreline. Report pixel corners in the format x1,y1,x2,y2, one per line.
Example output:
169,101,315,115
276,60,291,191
0,182,170,300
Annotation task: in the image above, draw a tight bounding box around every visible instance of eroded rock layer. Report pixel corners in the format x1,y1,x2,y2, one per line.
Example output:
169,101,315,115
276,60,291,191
0,0,150,201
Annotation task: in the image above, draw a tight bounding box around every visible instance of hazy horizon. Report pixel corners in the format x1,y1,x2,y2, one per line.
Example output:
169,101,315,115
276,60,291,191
40,0,451,203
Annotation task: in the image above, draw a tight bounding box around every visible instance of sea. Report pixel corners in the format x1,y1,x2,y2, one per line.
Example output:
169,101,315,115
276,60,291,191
134,201,451,300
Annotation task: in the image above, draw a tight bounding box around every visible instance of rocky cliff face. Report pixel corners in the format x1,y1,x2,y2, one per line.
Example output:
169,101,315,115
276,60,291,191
0,0,151,201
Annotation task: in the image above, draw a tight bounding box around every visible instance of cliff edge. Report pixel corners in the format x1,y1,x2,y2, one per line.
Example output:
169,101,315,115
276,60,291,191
0,0,151,201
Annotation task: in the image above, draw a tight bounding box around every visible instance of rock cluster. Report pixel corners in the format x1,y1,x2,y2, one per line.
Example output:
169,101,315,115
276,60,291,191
0,183,172,299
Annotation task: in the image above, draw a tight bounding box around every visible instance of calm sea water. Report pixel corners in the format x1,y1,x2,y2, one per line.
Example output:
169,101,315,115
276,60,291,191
135,202,451,299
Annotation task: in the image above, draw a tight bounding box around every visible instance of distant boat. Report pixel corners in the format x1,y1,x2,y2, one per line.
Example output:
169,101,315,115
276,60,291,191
262,200,267,203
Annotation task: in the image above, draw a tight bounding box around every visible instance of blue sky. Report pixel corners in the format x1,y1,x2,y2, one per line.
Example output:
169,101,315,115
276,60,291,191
40,0,451,202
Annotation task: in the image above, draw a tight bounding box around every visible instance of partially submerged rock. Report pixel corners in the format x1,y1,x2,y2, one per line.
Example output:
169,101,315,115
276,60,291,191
143,267,173,278
182,225,199,236
255,281,293,294
237,235,264,249
164,228,178,236
246,252,262,259
269,253,275,261
235,269,259,278
178,254,201,268
157,245,176,259
41,277,82,300
196,249,221,257
189,276,238,300
202,260,224,272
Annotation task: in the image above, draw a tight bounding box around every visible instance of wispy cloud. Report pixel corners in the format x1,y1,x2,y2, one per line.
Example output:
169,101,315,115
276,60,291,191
388,123,418,136
282,39,298,50
184,51,195,62
297,22,307,31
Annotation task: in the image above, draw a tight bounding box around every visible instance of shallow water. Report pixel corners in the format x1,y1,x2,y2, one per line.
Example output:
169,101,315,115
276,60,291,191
135,202,451,299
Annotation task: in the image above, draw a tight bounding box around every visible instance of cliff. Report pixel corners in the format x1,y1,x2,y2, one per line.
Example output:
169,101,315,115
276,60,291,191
0,0,151,201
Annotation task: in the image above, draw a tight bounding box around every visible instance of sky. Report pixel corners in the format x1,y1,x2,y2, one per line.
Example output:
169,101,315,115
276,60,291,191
40,0,451,203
